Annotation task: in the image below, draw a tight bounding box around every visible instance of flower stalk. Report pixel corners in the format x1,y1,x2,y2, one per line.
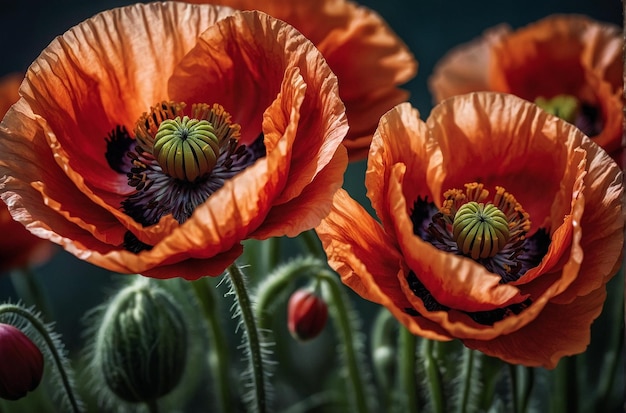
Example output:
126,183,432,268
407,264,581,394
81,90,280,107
421,338,444,413
226,264,272,413
0,304,83,413
190,278,232,413
317,270,372,413
397,326,418,413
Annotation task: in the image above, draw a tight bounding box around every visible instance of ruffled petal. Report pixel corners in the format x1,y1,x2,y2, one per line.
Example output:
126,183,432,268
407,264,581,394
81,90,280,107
463,285,607,368
169,10,347,206
316,189,451,340
189,0,417,157
429,24,509,102
428,92,573,235
366,102,438,238
7,2,236,246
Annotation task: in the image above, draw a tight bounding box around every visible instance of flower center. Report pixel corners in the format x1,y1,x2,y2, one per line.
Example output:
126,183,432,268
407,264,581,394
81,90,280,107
535,94,579,124
535,94,603,137
451,201,510,259
106,101,266,252
153,116,220,181
411,182,547,282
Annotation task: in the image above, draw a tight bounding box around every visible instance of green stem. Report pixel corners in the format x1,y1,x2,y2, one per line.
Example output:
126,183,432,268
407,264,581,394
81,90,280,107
508,364,519,413
519,366,534,413
593,271,624,412
317,270,370,413
298,229,324,257
227,264,268,413
370,309,396,410
259,237,281,276
190,279,232,413
9,268,52,318
0,304,82,413
552,357,578,413
398,326,418,413
456,348,475,413
421,339,444,413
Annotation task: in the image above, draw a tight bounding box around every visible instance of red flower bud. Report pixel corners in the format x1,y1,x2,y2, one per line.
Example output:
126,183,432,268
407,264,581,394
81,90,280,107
0,323,44,400
287,289,328,341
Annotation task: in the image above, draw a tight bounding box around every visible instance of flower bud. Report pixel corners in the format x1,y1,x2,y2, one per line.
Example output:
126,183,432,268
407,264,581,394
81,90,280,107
94,280,187,403
0,323,44,400
287,289,328,341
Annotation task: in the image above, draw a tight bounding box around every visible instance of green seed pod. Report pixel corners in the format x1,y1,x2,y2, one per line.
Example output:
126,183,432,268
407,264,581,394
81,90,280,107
93,279,188,404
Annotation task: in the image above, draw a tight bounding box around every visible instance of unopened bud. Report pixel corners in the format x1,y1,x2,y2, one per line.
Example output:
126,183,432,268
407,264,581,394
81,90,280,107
287,289,328,341
0,323,44,400
93,279,187,403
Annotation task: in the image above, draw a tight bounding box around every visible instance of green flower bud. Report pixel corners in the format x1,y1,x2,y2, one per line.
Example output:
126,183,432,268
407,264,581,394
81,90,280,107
93,279,188,404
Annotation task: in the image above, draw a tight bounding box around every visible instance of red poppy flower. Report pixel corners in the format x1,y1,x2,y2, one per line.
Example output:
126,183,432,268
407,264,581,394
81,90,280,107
186,0,417,160
429,15,623,162
0,3,348,280
316,92,624,368
0,73,54,272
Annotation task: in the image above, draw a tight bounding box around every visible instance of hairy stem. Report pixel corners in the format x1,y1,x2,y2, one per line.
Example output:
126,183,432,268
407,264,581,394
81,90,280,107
227,264,268,413
190,278,232,413
317,270,371,413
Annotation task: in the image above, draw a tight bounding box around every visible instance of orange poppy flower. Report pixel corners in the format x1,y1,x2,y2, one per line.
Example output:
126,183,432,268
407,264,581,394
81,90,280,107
0,3,348,280
186,0,417,160
429,15,623,163
0,73,55,272
316,92,624,368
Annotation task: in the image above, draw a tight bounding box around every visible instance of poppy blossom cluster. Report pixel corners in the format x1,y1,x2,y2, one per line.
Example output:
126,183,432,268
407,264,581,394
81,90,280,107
187,0,418,160
429,14,623,162
0,2,349,280
316,92,624,368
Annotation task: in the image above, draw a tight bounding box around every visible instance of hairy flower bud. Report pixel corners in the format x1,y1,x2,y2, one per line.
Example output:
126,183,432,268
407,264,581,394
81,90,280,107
0,323,44,400
93,279,188,403
287,289,328,341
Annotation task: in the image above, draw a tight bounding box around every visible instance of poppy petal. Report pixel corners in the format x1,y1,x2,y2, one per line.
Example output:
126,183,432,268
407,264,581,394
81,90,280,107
316,189,451,340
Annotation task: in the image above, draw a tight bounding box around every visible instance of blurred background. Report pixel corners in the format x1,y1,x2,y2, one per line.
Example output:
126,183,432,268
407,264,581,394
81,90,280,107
0,0,622,412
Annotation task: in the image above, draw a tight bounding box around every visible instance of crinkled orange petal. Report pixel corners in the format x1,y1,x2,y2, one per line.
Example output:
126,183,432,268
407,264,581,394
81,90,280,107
169,10,348,206
463,285,607,369
429,15,623,161
188,0,417,158
253,144,347,239
428,93,572,235
316,189,451,340
12,2,236,245
0,101,127,246
428,24,509,102
366,102,438,240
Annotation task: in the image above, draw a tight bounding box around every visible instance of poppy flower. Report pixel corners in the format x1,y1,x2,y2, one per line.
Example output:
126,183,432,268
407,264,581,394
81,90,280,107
0,3,348,280
186,0,418,160
429,15,623,162
0,73,55,273
316,92,624,368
